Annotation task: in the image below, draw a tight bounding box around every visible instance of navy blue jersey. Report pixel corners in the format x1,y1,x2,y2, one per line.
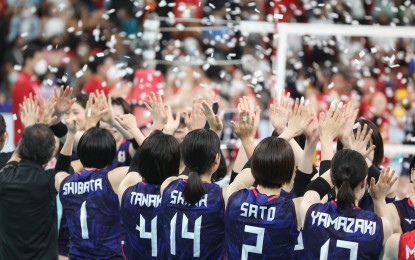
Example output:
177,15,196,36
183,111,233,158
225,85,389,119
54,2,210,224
225,188,299,259
107,139,132,171
281,188,297,200
161,179,225,259
303,201,383,260
59,169,123,259
394,198,415,233
121,182,163,259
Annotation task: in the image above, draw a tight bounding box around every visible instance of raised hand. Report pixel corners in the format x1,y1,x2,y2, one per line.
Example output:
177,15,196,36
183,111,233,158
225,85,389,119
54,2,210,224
304,105,319,143
270,91,291,135
114,114,138,132
280,97,312,140
52,86,76,115
201,100,223,133
370,167,398,201
38,97,58,126
100,93,115,124
163,106,181,135
85,92,109,130
184,99,206,131
318,102,347,140
65,117,78,134
144,92,168,130
238,96,261,131
338,100,359,147
19,94,39,128
231,109,255,140
349,123,375,158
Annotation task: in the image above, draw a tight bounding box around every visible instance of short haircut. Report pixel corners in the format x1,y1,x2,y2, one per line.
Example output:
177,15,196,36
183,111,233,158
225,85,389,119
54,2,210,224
136,130,180,184
73,93,88,109
23,44,42,65
0,114,6,137
251,137,295,189
331,149,368,208
89,55,109,74
18,124,55,165
77,127,116,169
112,97,132,114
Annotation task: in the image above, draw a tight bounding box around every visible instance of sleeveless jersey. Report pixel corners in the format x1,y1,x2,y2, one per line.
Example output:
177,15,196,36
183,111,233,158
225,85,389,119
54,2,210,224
121,182,163,259
399,230,415,260
161,179,225,260
303,201,383,260
225,188,299,259
59,169,123,259
107,139,132,171
394,198,415,233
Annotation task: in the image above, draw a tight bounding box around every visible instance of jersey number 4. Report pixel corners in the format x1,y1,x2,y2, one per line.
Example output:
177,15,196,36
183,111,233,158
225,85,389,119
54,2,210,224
136,215,158,257
170,213,202,257
320,239,359,260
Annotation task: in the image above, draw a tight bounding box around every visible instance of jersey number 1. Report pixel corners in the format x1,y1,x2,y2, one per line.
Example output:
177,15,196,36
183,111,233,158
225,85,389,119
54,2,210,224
80,201,89,239
170,213,202,257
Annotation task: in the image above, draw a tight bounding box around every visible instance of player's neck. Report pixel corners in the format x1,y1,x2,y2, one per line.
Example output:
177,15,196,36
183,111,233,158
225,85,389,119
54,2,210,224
256,185,281,196
200,172,212,183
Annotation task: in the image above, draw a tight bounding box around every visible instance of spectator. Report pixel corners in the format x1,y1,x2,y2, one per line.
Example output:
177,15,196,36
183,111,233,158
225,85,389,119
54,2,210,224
12,44,48,145
0,114,12,168
82,54,130,97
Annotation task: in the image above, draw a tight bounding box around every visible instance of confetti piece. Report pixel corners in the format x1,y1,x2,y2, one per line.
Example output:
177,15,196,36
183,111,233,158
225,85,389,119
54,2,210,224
12,114,17,121
328,82,334,89
14,65,22,71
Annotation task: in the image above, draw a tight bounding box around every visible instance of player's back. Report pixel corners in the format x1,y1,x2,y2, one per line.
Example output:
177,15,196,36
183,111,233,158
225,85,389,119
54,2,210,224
161,179,225,260
225,188,298,260
59,169,123,259
303,201,383,260
121,182,163,259
399,230,415,260
394,198,415,233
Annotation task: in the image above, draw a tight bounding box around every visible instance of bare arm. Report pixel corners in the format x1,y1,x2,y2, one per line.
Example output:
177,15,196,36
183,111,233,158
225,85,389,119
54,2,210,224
222,168,256,208
118,172,143,205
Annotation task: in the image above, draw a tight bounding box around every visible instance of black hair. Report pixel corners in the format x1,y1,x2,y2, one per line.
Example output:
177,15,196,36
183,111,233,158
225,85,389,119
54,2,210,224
89,55,109,74
73,93,88,109
0,114,6,137
112,97,132,114
337,118,384,167
23,44,42,66
18,124,55,165
135,130,180,184
251,137,295,189
331,149,368,209
182,129,220,204
77,127,116,169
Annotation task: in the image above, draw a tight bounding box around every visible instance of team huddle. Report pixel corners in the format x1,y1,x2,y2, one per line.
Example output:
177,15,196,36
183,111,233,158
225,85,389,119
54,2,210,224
1,86,415,260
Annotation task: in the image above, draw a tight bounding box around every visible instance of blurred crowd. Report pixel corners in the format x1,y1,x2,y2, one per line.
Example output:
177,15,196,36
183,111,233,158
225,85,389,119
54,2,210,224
1,0,415,154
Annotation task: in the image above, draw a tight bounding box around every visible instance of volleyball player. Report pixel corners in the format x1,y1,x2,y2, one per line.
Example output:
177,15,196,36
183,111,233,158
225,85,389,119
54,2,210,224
383,187,415,260
372,155,415,234
118,130,180,259
55,111,128,258
384,230,415,260
159,97,260,259
300,108,395,259
224,98,313,259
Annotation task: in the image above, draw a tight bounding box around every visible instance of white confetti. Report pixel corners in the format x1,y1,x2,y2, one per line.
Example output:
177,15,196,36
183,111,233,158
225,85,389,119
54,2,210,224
14,65,22,71
75,70,84,78
328,82,334,89
12,114,17,121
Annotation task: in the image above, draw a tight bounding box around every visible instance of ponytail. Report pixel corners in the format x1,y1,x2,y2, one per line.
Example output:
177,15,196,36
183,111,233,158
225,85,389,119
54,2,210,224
183,171,206,204
331,149,368,209
336,178,355,208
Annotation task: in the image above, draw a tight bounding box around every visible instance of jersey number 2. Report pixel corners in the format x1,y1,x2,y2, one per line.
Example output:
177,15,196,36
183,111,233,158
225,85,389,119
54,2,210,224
170,213,202,257
320,239,358,260
242,225,265,260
